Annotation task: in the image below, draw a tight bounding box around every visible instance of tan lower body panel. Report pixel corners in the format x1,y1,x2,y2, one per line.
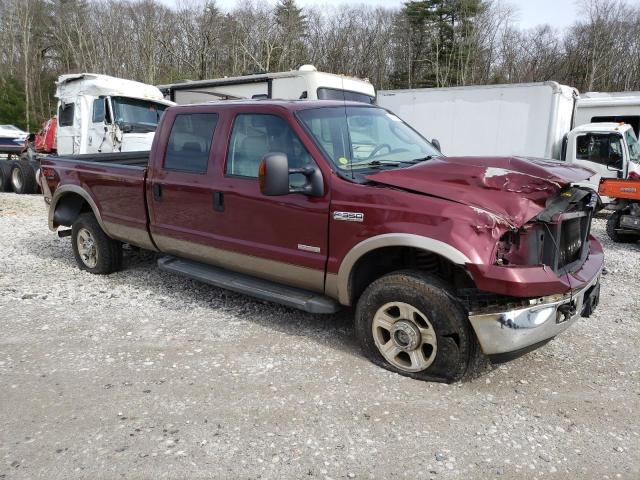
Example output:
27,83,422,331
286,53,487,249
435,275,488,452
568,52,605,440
324,273,340,300
104,221,157,251
153,234,325,293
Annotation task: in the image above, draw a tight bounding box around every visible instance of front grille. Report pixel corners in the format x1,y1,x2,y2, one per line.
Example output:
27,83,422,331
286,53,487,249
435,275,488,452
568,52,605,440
558,217,584,269
541,210,592,274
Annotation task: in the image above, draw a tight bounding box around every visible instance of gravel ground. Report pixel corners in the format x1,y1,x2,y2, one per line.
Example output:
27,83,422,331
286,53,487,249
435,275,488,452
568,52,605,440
0,192,638,480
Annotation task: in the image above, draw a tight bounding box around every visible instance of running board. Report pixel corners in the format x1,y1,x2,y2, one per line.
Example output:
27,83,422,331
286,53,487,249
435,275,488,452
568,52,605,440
157,256,341,314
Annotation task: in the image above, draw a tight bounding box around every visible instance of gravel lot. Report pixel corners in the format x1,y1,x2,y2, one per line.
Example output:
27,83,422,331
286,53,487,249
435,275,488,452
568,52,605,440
0,192,638,480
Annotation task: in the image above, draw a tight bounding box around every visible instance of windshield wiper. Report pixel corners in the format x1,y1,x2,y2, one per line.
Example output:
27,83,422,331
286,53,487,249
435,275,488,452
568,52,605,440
355,160,402,168
403,155,434,164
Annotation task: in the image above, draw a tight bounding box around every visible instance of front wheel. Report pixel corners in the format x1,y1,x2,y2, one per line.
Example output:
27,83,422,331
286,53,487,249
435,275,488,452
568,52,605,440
355,270,476,383
71,213,123,274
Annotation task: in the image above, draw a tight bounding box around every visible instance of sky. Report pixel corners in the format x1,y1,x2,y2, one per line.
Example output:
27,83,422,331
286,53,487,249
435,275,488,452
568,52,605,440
160,0,579,30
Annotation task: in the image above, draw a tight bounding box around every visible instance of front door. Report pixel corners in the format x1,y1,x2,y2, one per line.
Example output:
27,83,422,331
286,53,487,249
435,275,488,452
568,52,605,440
210,110,330,292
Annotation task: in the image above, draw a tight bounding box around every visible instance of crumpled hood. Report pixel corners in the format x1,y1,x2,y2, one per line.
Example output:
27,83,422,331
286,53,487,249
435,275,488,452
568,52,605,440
366,156,595,227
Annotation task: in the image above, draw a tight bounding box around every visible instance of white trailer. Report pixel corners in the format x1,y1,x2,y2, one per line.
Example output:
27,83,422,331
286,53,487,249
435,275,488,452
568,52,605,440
377,82,640,197
159,65,376,105
377,82,577,159
56,73,175,155
576,92,640,138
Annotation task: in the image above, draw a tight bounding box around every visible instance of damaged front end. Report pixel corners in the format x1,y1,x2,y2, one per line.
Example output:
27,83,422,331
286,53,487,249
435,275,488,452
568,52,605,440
464,187,603,358
495,187,599,275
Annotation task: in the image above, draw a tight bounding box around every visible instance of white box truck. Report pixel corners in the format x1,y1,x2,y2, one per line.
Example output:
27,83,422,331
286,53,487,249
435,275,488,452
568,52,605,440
377,82,640,196
159,65,376,105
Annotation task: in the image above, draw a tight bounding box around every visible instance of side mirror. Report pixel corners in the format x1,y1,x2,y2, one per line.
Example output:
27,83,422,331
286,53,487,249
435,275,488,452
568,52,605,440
431,138,441,151
259,153,324,197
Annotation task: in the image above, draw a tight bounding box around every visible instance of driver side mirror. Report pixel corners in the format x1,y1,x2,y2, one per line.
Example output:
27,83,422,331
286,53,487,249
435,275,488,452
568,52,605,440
431,138,441,152
259,153,324,197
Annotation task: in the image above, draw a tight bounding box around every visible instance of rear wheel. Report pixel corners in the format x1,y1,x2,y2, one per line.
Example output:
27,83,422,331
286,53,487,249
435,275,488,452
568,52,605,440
355,270,476,383
71,213,122,274
0,161,12,192
606,210,639,243
10,160,37,194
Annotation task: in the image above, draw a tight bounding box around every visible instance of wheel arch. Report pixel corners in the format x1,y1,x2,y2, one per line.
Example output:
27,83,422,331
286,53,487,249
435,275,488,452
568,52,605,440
49,185,105,232
334,233,473,306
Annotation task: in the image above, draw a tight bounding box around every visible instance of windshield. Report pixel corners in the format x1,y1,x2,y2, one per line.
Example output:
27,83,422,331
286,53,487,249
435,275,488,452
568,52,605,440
297,106,441,172
111,97,169,133
625,129,640,163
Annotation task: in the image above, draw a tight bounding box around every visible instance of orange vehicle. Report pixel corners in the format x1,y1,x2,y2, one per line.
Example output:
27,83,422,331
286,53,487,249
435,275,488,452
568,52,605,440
599,178,640,242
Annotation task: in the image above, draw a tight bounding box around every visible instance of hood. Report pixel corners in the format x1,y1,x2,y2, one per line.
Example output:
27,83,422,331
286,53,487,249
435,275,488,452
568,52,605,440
366,156,595,227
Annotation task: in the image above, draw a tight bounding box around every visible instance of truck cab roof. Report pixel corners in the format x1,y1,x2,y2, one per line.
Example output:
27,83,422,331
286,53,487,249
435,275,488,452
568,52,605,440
571,122,634,134
168,99,378,112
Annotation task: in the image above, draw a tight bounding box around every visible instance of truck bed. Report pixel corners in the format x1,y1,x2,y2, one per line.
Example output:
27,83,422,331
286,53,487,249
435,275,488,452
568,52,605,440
42,151,153,250
57,151,149,168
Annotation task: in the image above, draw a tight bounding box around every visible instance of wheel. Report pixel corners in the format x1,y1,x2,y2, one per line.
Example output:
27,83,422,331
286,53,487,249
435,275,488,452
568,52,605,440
0,161,12,192
606,211,639,243
10,160,37,194
355,270,476,383
71,213,122,274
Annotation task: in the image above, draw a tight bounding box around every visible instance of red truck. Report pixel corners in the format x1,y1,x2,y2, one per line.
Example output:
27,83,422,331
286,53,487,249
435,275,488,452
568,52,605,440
40,100,604,382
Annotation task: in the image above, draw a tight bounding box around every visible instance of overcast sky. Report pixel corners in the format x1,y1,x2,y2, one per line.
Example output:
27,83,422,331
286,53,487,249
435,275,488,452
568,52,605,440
162,0,578,29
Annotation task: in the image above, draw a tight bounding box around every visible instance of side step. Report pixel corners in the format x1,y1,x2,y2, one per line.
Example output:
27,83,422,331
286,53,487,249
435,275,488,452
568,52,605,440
157,256,341,314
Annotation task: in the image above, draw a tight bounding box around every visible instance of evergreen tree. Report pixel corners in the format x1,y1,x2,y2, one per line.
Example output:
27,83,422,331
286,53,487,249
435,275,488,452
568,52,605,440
274,0,308,70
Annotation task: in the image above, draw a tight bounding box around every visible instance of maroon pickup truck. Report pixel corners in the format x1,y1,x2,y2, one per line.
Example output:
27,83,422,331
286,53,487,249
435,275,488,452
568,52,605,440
40,100,603,382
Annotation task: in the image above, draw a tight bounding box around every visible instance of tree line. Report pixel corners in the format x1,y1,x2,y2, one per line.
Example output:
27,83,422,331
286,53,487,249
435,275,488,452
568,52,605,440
1,0,639,130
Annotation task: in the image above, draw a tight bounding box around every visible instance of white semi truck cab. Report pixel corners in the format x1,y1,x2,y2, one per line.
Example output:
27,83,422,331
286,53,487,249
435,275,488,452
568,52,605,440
56,73,175,155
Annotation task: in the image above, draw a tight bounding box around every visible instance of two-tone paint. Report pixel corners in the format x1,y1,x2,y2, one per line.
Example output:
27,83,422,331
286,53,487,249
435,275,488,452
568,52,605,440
40,100,603,313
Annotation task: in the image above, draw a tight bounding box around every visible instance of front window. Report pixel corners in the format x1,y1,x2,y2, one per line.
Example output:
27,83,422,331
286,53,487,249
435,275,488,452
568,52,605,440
317,87,375,105
226,113,314,185
297,106,441,172
576,133,623,168
111,97,169,133
625,129,640,164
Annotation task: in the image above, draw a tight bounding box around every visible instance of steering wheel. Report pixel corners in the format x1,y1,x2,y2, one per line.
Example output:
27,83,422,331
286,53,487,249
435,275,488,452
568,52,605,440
367,144,392,160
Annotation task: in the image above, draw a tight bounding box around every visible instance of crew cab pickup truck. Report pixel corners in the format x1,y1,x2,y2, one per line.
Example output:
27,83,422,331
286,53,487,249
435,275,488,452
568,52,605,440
40,100,604,382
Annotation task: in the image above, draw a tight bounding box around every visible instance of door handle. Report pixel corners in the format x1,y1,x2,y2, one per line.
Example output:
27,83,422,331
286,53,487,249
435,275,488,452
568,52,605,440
153,183,162,201
213,191,224,212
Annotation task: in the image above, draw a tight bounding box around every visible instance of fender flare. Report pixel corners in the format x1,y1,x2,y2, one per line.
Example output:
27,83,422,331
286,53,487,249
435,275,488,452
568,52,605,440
48,185,106,232
335,233,472,305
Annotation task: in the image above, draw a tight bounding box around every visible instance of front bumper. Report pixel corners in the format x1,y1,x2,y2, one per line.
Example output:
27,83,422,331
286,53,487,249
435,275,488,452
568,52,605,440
468,268,602,355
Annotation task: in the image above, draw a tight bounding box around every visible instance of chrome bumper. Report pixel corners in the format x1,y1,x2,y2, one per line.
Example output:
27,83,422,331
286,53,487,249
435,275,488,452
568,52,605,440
468,271,602,355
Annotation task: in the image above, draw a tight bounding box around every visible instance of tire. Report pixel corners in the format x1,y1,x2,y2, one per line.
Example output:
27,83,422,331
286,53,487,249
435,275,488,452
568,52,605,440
355,270,476,383
10,160,37,194
606,211,639,243
0,161,12,192
71,213,123,274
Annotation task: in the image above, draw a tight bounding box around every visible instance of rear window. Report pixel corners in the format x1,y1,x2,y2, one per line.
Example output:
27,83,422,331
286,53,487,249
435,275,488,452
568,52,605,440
164,113,218,173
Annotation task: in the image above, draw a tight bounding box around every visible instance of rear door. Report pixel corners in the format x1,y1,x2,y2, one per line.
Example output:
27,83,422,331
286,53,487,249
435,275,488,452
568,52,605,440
209,108,330,292
147,109,223,253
